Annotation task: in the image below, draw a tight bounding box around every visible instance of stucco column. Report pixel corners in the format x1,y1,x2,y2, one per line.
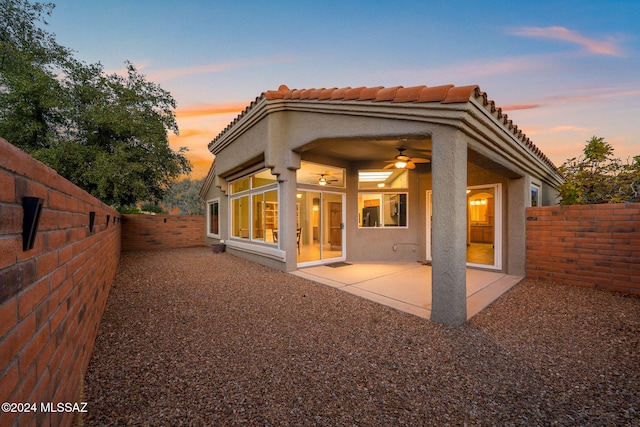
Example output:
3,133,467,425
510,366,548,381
430,131,468,326
277,167,299,272
507,177,527,276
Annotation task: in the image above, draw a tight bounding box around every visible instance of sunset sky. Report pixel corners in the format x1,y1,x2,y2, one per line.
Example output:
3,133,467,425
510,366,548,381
47,1,639,179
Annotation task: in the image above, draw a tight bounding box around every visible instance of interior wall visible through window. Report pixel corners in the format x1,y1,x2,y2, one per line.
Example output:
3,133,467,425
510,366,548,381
357,169,408,228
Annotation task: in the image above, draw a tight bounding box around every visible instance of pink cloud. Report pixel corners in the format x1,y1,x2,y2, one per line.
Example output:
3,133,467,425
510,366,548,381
501,103,541,111
509,26,624,56
147,55,296,81
548,125,593,133
176,102,249,118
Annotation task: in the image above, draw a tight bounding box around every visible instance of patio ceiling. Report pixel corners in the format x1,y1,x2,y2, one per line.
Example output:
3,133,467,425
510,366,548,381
296,135,433,165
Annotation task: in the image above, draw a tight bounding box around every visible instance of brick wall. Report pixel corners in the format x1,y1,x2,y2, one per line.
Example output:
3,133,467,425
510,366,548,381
526,203,640,295
121,214,204,251
0,138,121,426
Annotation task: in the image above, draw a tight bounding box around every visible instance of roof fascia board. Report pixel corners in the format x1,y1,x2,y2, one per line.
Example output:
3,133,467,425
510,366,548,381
199,162,216,198
209,96,269,155
266,99,469,126
464,97,563,186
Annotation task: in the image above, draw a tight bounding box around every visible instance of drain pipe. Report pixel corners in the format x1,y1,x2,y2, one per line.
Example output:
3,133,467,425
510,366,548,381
392,242,419,252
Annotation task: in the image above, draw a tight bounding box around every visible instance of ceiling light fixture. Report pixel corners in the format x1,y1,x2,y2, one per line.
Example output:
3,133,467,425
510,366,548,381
318,176,327,186
394,159,408,169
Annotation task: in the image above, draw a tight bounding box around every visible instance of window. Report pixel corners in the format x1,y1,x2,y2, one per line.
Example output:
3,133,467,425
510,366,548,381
357,169,408,228
358,193,407,227
207,199,220,237
230,169,278,243
297,161,345,187
358,169,408,189
531,184,541,207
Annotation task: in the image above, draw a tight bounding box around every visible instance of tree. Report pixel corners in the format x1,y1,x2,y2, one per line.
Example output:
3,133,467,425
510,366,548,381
162,178,205,215
0,0,191,207
0,0,71,149
556,136,640,205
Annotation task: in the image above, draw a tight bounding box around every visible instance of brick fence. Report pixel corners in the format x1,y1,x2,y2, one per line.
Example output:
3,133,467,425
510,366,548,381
526,203,640,295
121,214,205,251
0,139,121,426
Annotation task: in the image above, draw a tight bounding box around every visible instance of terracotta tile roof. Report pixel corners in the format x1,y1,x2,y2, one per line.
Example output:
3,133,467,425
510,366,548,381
209,84,556,170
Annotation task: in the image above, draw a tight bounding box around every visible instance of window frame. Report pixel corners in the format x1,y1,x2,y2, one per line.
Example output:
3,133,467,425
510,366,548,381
206,198,220,238
530,183,541,207
229,169,279,244
357,191,409,228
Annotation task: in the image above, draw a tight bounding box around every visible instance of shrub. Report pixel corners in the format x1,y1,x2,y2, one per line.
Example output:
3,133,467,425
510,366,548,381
556,136,640,205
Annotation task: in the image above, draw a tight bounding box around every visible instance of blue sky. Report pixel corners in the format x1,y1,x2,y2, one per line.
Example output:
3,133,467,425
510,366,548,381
47,1,640,178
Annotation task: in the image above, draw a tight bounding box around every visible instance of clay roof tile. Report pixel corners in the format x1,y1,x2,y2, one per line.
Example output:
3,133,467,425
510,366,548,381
442,85,480,103
330,87,352,100
358,86,384,100
374,86,402,102
307,88,323,99
299,89,315,99
343,87,366,100
318,88,338,100
416,85,454,102
392,85,427,102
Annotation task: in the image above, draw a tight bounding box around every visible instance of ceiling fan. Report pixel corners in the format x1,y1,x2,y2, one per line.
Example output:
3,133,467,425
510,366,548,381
315,173,339,186
384,148,430,170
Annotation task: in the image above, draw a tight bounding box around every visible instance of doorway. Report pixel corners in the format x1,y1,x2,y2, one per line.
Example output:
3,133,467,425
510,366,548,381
426,183,502,269
296,191,345,265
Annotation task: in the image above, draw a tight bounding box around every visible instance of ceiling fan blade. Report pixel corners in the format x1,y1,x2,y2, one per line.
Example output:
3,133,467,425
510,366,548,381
406,161,416,169
383,163,396,169
410,157,430,163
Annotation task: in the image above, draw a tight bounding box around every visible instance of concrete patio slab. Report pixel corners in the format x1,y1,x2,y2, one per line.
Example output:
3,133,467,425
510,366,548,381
291,262,522,321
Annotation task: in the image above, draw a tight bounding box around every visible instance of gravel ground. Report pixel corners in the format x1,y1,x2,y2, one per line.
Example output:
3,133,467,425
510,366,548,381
84,247,640,426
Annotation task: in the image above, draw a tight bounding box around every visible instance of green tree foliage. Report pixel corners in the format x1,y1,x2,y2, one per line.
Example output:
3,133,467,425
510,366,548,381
556,136,640,205
0,0,191,207
161,178,205,215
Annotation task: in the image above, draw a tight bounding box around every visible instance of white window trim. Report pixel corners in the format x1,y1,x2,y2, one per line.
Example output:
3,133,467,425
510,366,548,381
206,198,220,238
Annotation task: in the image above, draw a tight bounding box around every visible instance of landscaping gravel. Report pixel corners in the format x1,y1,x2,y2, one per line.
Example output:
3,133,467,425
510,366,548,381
84,247,640,426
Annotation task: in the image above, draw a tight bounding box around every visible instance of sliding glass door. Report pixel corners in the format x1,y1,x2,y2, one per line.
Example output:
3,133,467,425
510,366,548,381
296,191,345,265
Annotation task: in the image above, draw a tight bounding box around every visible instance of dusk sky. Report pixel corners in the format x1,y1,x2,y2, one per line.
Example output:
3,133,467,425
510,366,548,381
47,1,640,179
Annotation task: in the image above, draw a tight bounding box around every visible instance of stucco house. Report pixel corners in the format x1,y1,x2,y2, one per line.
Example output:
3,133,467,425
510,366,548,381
199,84,563,325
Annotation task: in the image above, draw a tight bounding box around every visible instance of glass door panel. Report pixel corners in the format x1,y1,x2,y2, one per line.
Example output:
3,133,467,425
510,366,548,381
323,193,343,259
467,187,495,266
297,191,344,264
297,191,321,263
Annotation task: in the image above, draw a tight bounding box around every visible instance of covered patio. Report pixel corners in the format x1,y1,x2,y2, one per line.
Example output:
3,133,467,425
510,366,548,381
201,84,563,326
292,263,522,320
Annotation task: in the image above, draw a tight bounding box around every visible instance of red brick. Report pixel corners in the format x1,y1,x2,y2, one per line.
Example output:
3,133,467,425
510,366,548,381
18,323,49,377
0,313,35,372
0,236,18,270
0,361,19,403
56,278,73,305
0,170,15,203
50,266,67,291
49,304,67,333
36,251,59,279
0,140,34,177
17,278,49,320
0,205,21,235
9,362,37,405
0,297,18,338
